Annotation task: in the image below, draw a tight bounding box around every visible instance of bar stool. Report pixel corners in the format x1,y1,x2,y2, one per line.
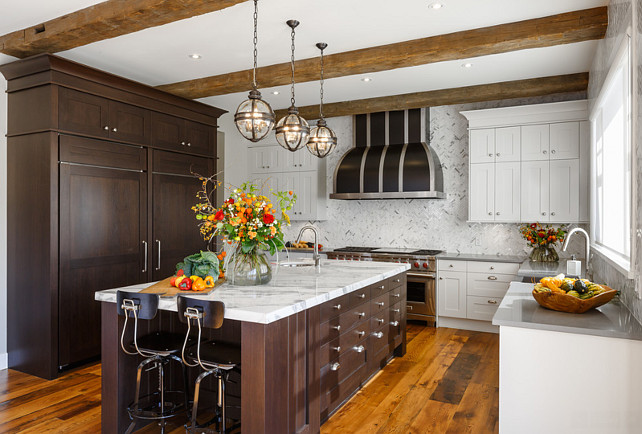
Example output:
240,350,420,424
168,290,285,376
178,295,241,433
117,290,190,434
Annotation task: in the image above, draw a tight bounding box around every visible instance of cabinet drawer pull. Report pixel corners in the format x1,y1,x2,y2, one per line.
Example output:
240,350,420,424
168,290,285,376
543,150,547,154
142,241,147,273
488,212,492,215
357,330,365,337
488,153,493,157
372,332,383,339
357,312,366,318
392,293,400,298
407,305,413,311
378,285,385,290
487,300,498,304
496,212,500,216
390,321,399,326
353,345,365,353
393,278,401,283
439,277,443,280
112,127,117,132
496,153,500,157
332,346,341,352
181,141,186,145
488,276,497,280
449,264,453,268
392,308,400,313
330,362,340,371
376,302,385,307
551,149,556,154
490,266,495,270
377,318,384,325
103,125,109,130
542,212,547,216
358,293,366,299
551,212,556,216
333,304,341,310
332,325,341,331
155,240,161,271
187,143,191,147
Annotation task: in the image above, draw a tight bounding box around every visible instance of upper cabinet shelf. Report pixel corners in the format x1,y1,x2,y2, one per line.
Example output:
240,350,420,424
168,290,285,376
461,100,589,224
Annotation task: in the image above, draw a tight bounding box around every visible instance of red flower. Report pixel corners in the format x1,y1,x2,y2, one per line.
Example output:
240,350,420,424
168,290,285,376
263,213,275,224
530,223,537,229
214,210,225,221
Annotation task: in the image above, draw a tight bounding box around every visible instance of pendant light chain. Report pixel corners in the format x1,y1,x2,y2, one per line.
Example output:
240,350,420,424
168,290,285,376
252,0,258,90
290,24,296,107
319,47,325,119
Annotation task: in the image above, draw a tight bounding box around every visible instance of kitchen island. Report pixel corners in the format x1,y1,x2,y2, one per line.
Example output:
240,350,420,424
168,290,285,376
96,260,409,433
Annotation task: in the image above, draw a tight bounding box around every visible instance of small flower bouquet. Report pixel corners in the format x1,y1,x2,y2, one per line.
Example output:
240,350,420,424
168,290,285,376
520,223,567,262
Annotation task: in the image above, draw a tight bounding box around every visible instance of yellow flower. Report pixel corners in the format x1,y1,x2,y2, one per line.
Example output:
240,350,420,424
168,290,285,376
270,226,277,236
282,210,290,225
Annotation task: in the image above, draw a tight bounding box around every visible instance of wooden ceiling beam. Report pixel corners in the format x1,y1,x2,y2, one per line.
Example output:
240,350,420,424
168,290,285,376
274,73,589,120
0,0,249,58
157,7,606,99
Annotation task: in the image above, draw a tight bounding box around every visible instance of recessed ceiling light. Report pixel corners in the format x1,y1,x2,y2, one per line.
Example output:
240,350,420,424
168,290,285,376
272,91,280,95
361,77,372,82
462,62,473,68
188,54,202,59
428,2,444,9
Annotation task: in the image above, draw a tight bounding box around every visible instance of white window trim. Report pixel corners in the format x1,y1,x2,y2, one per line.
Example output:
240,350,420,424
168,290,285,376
589,30,636,280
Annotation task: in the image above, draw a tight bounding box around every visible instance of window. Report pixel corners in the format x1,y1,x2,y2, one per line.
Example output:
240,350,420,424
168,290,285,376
590,35,633,272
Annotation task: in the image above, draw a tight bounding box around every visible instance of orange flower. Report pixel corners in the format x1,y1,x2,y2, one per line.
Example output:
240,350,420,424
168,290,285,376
248,231,257,239
241,217,247,224
270,226,277,236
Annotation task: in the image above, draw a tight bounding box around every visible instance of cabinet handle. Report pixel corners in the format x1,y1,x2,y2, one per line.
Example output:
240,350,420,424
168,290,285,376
496,212,500,216
488,276,497,280
377,318,384,325
333,304,341,310
394,278,401,283
542,212,547,216
551,212,556,216
357,311,366,318
496,153,500,157
392,308,400,313
330,362,340,371
357,330,365,337
488,212,492,216
353,345,365,353
358,293,366,299
142,241,147,273
332,346,341,352
376,301,385,307
379,285,385,289
543,150,547,154
490,266,495,270
487,300,498,304
551,150,556,154
187,143,191,147
332,325,341,331
155,240,161,271
112,127,117,132
439,277,443,280
392,293,400,298
449,264,453,268
103,126,109,130
390,321,399,327
372,332,383,339
407,305,413,311
488,153,493,157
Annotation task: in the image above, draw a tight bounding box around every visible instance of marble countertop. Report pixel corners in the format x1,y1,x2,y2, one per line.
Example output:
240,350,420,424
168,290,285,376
437,252,526,263
517,260,585,279
492,282,642,341
95,260,409,325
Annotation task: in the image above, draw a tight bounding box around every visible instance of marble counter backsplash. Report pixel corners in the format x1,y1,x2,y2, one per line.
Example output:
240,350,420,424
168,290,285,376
284,92,588,260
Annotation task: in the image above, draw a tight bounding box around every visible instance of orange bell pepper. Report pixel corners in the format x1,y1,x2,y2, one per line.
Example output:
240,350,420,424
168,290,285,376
204,275,216,288
192,278,206,292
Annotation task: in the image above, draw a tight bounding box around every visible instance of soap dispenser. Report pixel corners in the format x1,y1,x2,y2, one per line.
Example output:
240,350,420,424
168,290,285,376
566,254,582,277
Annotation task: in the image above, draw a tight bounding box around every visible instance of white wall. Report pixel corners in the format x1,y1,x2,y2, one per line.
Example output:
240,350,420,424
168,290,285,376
0,74,7,370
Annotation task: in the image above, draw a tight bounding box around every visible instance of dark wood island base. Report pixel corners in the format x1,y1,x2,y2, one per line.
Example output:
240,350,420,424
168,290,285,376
100,271,407,433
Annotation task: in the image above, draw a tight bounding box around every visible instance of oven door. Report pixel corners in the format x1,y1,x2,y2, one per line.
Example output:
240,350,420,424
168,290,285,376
406,272,436,326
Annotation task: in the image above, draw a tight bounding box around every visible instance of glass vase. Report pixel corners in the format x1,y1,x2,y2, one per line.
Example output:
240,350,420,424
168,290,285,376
227,247,272,286
529,245,559,262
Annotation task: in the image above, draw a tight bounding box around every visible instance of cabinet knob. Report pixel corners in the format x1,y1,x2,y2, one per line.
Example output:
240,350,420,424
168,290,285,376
488,153,493,157
394,278,401,283
377,301,385,307
392,293,400,298
377,318,384,325
112,128,117,132
542,212,547,216
373,332,384,339
496,153,500,157
551,212,556,216
488,276,498,280
488,212,492,216
357,311,366,318
358,293,366,299
379,285,385,289
392,308,400,313
407,305,413,311
333,304,341,310
187,143,191,147
357,330,365,337
496,212,500,215
330,362,340,371
487,300,498,304
439,277,443,280
551,150,556,154
103,126,109,130
490,266,495,270
332,325,341,331
390,321,399,327
332,346,341,352
543,150,547,154
181,141,186,145
449,264,453,267
353,345,365,353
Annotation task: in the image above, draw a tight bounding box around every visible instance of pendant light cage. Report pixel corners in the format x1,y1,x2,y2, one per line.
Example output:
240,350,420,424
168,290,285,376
234,0,275,142
275,20,310,152
307,42,337,158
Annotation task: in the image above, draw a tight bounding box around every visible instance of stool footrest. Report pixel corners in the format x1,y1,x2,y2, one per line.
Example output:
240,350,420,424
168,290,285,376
127,390,186,420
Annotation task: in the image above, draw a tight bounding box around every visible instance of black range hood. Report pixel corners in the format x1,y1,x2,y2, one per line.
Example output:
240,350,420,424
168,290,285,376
330,108,445,200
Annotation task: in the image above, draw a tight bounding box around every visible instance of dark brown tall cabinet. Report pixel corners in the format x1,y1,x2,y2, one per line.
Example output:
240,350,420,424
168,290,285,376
1,54,224,379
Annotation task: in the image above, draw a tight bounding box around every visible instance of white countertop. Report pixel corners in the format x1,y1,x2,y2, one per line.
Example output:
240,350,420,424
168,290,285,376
95,260,409,324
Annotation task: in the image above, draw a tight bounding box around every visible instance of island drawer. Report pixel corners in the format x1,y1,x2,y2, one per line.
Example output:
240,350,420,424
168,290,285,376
466,295,502,321
389,285,406,305
467,261,519,275
438,260,467,272
320,325,369,366
370,308,390,331
370,323,391,355
370,280,389,298
320,293,350,320
390,301,402,323
371,292,389,315
321,345,367,390
322,363,367,418
389,273,406,289
467,272,513,298
348,286,371,308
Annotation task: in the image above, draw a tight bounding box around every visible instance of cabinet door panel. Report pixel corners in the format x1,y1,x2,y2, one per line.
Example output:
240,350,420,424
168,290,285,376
521,161,549,222
494,162,520,222
185,120,215,157
152,173,209,280
437,271,466,318
550,122,580,159
153,149,214,177
495,127,521,162
469,163,494,221
297,171,317,220
469,129,495,163
294,149,317,171
59,164,146,367
549,159,579,222
59,87,109,138
109,100,150,144
151,111,185,150
521,124,549,161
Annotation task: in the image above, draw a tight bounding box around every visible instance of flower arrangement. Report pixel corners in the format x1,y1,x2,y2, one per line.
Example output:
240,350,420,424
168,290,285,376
520,223,567,247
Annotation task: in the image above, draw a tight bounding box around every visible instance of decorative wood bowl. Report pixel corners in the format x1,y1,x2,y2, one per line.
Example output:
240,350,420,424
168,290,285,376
532,285,617,314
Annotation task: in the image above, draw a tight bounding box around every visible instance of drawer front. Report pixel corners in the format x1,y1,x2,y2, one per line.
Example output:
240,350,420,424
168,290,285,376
320,293,350,320
321,324,369,366
370,307,390,331
388,285,406,305
348,286,371,309
370,292,389,315
370,280,389,298
467,272,513,298
339,303,370,333
466,295,502,321
59,134,146,171
389,273,406,289
321,346,367,391
321,316,342,344
152,149,214,177
323,364,367,418
390,301,402,323
438,259,467,272
466,261,519,275
370,324,390,355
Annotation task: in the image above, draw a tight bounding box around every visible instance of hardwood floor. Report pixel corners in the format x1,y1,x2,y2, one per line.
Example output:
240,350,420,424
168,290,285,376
0,323,498,433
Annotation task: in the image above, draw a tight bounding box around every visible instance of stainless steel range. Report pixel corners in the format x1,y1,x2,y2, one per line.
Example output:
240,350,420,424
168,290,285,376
326,247,441,325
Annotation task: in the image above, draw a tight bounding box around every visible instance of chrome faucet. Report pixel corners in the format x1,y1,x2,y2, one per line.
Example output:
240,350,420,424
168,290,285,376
296,225,321,268
562,227,591,278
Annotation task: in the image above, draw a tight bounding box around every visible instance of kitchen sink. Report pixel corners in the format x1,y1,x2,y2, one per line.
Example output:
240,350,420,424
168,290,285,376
278,260,315,267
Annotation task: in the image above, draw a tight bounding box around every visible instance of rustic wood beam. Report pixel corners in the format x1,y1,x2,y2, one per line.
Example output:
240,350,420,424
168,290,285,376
274,73,589,120
0,0,249,58
157,7,606,99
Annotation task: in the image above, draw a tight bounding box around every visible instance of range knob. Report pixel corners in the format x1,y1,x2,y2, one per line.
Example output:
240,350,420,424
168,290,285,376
413,262,420,268
422,263,429,269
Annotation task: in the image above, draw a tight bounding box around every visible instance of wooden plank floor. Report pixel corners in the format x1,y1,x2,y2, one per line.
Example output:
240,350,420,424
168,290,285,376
0,323,498,433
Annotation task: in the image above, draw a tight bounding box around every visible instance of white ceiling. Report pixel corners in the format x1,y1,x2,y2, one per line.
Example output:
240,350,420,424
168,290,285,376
0,0,607,113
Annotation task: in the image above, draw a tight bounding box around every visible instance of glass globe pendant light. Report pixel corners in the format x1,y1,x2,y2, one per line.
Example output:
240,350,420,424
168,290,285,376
234,0,275,142
275,20,310,152
307,43,337,158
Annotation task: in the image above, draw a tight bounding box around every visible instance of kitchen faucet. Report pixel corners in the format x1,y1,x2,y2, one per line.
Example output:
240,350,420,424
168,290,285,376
562,227,591,279
296,225,321,268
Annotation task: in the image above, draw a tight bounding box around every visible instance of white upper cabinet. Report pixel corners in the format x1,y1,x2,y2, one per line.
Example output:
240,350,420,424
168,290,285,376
469,163,495,221
495,127,521,162
521,124,550,161
470,129,495,163
549,159,579,222
549,122,580,159
494,162,520,221
521,161,550,222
